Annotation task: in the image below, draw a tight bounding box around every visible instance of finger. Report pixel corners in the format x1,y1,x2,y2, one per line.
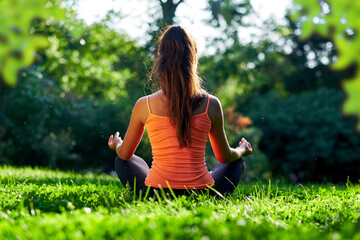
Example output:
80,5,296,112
115,132,120,138
247,142,252,150
108,135,113,143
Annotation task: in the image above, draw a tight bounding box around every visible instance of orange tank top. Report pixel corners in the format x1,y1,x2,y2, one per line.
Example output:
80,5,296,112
144,95,214,189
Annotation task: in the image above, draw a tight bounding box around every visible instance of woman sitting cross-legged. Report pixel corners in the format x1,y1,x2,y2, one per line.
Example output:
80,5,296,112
108,25,252,198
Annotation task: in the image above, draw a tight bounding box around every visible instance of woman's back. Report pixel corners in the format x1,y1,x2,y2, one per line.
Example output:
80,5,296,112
108,25,251,196
144,91,214,189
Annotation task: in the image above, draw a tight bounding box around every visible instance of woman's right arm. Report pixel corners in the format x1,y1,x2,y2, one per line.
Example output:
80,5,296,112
208,95,252,164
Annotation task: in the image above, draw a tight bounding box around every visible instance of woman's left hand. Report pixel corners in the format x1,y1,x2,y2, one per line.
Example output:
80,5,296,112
238,137,252,157
108,132,123,151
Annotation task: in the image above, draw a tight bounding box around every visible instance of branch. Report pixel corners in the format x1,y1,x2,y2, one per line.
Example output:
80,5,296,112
175,0,184,7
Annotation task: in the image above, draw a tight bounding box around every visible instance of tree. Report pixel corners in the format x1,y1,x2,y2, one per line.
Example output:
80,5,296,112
207,0,252,44
208,12,360,181
33,18,150,103
145,0,184,52
291,0,360,130
280,15,356,94
0,8,153,170
160,0,184,25
0,0,81,87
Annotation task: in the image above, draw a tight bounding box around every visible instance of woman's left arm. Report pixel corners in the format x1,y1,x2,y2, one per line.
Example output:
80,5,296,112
108,97,148,160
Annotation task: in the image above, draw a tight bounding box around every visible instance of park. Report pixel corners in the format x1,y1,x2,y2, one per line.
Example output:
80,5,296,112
1,0,360,239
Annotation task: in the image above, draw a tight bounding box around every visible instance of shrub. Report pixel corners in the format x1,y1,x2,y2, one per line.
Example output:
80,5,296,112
245,88,360,182
0,68,152,171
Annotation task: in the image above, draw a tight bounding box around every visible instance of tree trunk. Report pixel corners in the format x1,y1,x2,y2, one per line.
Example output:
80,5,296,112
159,0,184,26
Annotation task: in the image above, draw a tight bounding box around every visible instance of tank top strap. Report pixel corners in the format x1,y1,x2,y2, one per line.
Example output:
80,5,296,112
146,96,151,114
205,94,210,113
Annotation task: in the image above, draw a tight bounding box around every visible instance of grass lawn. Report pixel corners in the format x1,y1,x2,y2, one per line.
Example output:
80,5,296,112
0,166,359,240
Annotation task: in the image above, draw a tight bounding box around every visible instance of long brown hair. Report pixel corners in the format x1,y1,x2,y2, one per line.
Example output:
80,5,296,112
150,25,207,149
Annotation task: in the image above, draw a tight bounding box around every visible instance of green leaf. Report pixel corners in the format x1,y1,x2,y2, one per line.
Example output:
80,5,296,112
0,0,81,87
23,36,49,66
342,72,360,130
292,0,360,131
2,57,23,87
331,35,355,70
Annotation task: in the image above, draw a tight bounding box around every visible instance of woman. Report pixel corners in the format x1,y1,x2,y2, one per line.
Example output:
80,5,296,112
108,25,252,197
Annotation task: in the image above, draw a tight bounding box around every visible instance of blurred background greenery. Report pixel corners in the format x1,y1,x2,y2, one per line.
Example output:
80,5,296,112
0,0,359,183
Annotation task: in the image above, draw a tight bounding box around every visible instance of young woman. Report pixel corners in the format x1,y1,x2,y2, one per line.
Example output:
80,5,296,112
108,25,252,197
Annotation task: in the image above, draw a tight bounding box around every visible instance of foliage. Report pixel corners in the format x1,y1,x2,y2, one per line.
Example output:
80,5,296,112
1,166,360,239
245,88,360,182
200,42,268,108
0,8,154,170
207,0,253,41
206,13,360,181
33,18,151,102
224,106,252,131
282,15,352,93
0,67,152,170
228,126,271,182
291,0,360,130
0,0,82,87
0,68,78,167
146,0,253,52
3,0,359,184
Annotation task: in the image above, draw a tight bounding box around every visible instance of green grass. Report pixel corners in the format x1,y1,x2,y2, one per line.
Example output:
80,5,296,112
1,166,360,240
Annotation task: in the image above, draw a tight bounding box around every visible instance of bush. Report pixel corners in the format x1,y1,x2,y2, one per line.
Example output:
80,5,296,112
0,68,152,171
244,88,360,182
0,68,79,168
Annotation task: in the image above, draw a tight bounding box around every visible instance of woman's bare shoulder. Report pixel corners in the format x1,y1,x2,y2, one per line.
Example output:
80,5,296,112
133,91,164,123
135,90,162,106
208,94,221,105
150,90,163,96
131,96,149,124
207,94,223,123
135,96,147,107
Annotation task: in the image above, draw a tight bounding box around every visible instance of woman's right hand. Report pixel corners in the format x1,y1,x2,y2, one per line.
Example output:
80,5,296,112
238,137,253,157
108,132,123,151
